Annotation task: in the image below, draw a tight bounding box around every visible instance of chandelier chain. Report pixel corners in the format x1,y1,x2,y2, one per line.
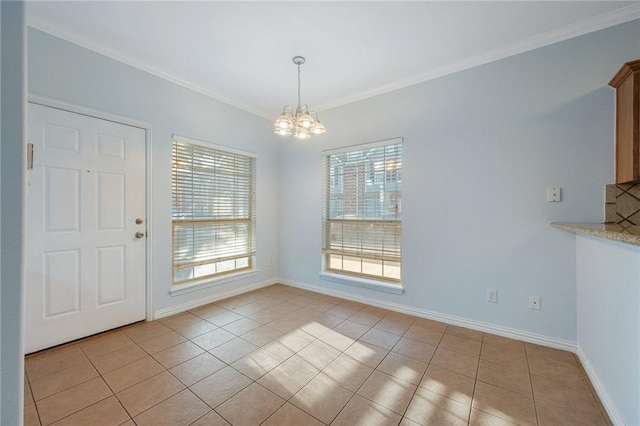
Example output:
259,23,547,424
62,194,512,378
297,63,302,109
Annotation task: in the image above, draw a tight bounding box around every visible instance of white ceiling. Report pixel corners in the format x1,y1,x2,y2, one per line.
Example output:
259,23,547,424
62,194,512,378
26,1,640,120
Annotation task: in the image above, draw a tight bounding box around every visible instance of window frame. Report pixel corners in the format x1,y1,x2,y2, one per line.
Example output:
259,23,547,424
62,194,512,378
321,138,403,291
170,135,257,292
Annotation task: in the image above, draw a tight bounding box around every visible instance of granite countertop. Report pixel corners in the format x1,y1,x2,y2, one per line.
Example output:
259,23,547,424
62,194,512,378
551,222,640,246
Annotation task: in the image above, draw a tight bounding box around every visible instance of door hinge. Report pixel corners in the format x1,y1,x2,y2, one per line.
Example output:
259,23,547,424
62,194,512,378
27,143,34,170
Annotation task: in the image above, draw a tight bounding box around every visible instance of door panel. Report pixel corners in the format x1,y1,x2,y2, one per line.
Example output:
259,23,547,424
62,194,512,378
44,166,81,232
96,246,126,305
43,249,81,317
96,172,126,230
26,103,147,353
44,122,80,152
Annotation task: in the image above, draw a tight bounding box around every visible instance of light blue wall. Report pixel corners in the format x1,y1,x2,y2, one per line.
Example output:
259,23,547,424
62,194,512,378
576,235,640,425
27,28,281,312
1,2,26,424
279,20,640,341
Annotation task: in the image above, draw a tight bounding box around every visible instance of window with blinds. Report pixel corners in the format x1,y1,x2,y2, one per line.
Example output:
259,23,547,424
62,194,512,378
172,136,256,284
322,138,402,283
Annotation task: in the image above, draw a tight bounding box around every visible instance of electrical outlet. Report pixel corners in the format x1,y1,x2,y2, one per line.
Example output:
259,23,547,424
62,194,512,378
529,296,541,310
547,187,561,202
487,289,497,303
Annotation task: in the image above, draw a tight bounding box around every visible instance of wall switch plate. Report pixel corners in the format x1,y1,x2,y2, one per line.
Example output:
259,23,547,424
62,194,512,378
529,296,541,310
547,187,561,202
487,289,497,303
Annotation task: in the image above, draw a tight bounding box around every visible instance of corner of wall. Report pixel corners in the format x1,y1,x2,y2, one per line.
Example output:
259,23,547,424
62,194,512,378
154,277,280,319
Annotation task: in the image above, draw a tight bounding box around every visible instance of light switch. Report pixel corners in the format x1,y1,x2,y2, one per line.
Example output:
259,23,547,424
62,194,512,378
547,187,561,202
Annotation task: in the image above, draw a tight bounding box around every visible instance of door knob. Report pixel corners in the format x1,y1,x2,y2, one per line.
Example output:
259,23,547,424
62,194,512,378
135,231,145,239
135,218,144,224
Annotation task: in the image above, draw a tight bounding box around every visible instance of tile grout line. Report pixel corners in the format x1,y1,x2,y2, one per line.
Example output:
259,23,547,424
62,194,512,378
328,317,431,425
281,333,352,425
275,312,384,425
27,381,44,426
524,341,540,426
465,333,484,426
28,349,112,424
42,394,117,426
310,322,378,425
396,327,435,425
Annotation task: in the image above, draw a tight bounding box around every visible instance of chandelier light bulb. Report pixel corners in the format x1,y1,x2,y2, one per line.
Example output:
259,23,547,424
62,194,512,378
274,127,292,136
311,121,326,135
294,127,311,139
274,111,293,130
299,112,315,128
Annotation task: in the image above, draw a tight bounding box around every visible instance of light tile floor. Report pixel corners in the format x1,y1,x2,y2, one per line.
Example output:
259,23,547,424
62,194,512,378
24,284,611,426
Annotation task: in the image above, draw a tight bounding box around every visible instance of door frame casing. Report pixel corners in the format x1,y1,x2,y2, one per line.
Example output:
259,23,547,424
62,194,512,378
26,93,155,322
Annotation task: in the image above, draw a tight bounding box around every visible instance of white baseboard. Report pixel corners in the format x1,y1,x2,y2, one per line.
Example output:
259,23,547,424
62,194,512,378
576,345,625,425
279,277,577,352
155,275,576,351
153,278,279,319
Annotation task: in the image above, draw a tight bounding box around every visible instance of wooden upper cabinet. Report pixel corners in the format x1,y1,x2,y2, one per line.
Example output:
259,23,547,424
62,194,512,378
610,59,640,184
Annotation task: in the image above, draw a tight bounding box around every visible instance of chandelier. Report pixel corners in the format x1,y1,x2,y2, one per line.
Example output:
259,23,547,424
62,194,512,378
274,56,326,139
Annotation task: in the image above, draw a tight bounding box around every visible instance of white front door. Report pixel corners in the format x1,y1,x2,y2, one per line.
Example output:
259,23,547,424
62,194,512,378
25,103,147,353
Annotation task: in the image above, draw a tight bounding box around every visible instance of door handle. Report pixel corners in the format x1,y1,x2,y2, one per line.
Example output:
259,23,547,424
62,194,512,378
135,231,145,239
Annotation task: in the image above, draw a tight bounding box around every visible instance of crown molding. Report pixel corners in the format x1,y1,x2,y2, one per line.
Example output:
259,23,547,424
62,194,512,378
315,4,640,112
26,13,274,120
27,6,639,117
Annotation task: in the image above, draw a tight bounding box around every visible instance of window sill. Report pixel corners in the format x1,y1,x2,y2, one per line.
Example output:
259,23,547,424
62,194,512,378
170,270,258,296
319,272,404,295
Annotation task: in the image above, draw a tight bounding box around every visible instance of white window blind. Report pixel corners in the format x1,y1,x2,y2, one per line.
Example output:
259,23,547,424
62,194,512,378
172,137,256,284
323,139,402,282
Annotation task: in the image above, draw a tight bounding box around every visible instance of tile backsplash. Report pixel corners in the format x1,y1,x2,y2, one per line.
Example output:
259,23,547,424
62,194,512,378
605,183,640,225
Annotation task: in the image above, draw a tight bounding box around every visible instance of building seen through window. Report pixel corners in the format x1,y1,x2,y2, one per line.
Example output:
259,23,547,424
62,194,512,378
323,139,402,282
